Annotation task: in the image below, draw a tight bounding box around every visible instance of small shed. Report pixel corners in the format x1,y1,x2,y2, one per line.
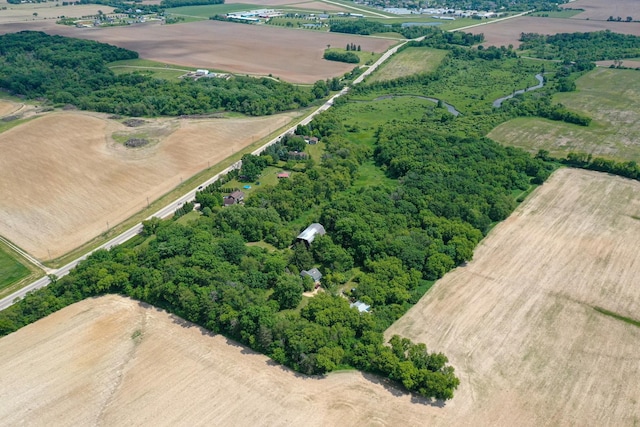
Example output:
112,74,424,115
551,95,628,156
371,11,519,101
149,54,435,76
350,301,371,313
297,223,325,245
301,268,323,283
277,172,290,179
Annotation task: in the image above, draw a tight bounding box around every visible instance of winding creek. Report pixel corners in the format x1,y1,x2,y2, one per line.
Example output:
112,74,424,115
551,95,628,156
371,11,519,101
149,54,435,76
372,95,461,116
492,74,545,108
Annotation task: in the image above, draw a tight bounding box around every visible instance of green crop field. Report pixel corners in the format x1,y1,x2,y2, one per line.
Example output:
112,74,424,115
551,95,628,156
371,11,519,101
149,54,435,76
165,3,260,17
0,246,31,293
489,68,640,162
367,47,448,82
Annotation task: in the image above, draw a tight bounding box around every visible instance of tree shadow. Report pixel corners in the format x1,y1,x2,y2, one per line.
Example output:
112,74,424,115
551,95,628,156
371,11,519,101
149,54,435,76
361,372,448,407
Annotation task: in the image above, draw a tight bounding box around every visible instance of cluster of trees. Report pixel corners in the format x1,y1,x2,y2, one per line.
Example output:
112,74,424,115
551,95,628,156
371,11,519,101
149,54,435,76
556,151,640,180
519,30,640,61
324,50,360,64
345,43,361,51
0,31,318,117
501,94,591,126
329,21,484,45
161,0,223,7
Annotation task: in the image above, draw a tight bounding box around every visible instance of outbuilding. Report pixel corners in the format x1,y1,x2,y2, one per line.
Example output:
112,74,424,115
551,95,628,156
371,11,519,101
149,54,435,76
297,223,325,245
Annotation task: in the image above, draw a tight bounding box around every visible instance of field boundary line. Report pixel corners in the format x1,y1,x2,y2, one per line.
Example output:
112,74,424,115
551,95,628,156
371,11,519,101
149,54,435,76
0,235,51,274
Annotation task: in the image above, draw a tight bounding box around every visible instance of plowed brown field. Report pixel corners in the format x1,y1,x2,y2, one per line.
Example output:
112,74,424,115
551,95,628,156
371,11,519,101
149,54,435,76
387,168,640,426
0,20,396,83
0,111,298,259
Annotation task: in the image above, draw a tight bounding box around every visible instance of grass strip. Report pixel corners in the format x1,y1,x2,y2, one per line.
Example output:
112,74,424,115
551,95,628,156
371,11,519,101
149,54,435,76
593,306,640,328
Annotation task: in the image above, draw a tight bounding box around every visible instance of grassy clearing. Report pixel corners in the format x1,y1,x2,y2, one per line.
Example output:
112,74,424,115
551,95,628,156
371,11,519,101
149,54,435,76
353,161,395,190
367,46,447,82
530,9,584,19
324,48,382,65
0,242,43,299
488,68,640,162
108,58,197,79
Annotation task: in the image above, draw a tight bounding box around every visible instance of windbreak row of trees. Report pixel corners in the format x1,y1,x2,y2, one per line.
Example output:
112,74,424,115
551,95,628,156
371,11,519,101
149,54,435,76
0,31,317,116
519,30,640,61
329,22,484,45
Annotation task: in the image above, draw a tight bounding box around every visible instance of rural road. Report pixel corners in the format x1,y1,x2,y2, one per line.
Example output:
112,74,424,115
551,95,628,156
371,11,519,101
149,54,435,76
0,11,526,311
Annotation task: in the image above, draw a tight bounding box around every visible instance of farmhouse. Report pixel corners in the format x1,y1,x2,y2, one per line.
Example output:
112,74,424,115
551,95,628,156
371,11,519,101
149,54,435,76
223,190,244,206
301,267,323,283
297,223,325,245
277,172,290,179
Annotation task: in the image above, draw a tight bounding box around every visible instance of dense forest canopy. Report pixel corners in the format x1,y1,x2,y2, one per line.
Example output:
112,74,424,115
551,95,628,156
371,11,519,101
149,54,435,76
0,31,316,116
519,31,640,61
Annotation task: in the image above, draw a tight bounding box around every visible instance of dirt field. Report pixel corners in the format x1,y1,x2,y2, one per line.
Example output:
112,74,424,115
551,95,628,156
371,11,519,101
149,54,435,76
0,20,396,83
224,0,349,12
0,100,19,117
561,0,640,21
0,110,298,259
387,168,640,426
0,295,435,426
466,16,640,47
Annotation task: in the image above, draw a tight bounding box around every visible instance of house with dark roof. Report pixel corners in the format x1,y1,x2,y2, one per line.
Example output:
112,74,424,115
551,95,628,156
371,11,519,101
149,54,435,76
301,267,323,283
223,190,244,206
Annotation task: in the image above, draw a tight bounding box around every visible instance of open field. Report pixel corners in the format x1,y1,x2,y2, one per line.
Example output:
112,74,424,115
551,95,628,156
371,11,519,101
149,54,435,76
367,47,448,83
0,20,396,83
596,59,640,68
0,110,299,260
0,100,20,117
0,295,436,426
0,247,29,291
387,168,640,426
0,2,113,24
561,0,640,21
465,16,640,47
489,68,640,161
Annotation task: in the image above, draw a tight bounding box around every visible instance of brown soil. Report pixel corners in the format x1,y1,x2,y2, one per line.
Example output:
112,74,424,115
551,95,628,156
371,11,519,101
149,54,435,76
561,0,640,21
0,110,298,259
466,16,640,47
0,295,434,426
0,20,396,83
0,100,19,117
386,168,640,426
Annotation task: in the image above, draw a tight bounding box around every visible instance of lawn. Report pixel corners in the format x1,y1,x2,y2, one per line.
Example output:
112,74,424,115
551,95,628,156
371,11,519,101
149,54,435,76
108,58,197,79
488,68,640,162
324,48,382,66
0,246,31,294
367,46,448,83
165,3,261,18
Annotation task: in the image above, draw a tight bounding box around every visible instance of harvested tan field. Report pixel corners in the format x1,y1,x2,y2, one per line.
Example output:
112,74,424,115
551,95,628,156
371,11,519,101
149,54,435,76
288,1,350,12
561,0,640,21
0,20,395,83
0,295,433,426
466,16,640,47
387,168,640,426
0,3,113,24
597,59,640,68
0,100,19,117
0,110,298,260
225,0,349,10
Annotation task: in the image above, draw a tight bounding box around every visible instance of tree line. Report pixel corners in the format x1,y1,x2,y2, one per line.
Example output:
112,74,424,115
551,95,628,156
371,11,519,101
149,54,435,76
0,31,319,117
519,30,640,61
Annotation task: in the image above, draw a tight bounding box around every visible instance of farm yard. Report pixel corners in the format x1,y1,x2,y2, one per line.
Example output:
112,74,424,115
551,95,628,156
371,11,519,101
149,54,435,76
489,68,640,161
1,169,639,426
466,16,640,47
0,110,300,260
386,168,640,426
0,20,397,83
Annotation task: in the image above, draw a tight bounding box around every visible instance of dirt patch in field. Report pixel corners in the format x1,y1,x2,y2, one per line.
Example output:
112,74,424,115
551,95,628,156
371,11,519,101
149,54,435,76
561,0,640,21
0,295,434,426
0,20,396,83
0,101,20,117
0,110,298,259
466,16,640,47
386,168,640,426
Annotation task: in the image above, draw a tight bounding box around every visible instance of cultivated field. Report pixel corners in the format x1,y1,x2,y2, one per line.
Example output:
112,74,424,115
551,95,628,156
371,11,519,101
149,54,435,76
0,20,396,83
387,168,640,426
466,16,640,47
489,68,640,161
0,100,18,117
0,110,299,260
561,0,640,21
0,295,435,426
0,2,113,24
367,47,448,83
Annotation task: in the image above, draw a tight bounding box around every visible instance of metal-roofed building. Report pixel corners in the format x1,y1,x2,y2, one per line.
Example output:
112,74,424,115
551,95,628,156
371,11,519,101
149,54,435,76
297,223,325,245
